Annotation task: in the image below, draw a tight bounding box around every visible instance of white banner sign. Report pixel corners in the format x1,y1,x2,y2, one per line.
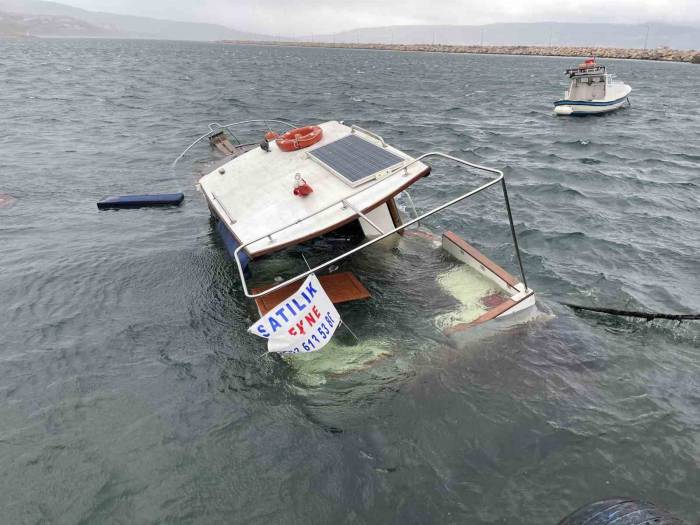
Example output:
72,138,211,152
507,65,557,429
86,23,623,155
248,274,341,354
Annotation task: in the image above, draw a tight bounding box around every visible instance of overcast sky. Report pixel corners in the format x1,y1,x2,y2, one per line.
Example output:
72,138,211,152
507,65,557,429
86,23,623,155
60,0,700,34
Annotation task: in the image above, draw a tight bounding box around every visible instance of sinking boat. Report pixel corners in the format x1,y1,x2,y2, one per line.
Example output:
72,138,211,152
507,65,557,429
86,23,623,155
174,120,536,353
554,58,632,116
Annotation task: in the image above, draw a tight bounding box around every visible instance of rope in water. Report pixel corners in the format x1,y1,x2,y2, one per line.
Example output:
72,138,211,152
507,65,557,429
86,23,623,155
561,302,700,321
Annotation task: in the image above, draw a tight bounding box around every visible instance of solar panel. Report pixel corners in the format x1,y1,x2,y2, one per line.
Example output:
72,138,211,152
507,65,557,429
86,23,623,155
310,134,404,186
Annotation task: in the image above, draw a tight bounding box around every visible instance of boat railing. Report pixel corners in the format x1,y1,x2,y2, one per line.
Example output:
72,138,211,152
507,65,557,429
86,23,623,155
350,124,387,147
567,65,606,77
233,152,529,299
172,119,298,168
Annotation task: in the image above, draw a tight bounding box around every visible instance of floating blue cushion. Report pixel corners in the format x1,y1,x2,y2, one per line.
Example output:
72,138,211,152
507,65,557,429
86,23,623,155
97,193,184,209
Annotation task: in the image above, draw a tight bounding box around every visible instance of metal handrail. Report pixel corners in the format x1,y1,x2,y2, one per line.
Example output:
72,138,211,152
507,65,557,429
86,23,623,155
233,152,529,299
342,199,384,235
172,119,298,168
350,125,386,147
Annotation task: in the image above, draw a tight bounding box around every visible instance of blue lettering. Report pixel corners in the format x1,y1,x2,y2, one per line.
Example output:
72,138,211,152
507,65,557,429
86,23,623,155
286,303,296,317
269,317,282,333
301,291,310,303
305,282,318,298
275,307,289,323
257,325,270,338
292,298,306,312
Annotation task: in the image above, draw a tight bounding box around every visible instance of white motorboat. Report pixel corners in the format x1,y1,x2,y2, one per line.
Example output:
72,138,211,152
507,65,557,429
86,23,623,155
554,58,632,116
175,120,537,354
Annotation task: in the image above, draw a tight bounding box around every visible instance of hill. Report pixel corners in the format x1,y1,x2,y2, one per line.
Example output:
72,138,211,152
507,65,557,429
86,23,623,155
0,0,277,40
321,22,700,50
1,1,698,50
0,10,116,37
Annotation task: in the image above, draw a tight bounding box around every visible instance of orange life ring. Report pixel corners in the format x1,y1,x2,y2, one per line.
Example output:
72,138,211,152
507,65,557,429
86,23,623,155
275,126,323,152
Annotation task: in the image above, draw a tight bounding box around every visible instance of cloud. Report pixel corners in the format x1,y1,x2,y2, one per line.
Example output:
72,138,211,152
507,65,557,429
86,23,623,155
61,0,700,34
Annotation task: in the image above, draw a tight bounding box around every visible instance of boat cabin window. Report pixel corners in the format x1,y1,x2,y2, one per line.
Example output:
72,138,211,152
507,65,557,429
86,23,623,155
575,76,603,85
570,75,607,100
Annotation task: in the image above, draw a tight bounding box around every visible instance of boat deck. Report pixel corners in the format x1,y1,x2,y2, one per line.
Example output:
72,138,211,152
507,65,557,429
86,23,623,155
198,121,430,258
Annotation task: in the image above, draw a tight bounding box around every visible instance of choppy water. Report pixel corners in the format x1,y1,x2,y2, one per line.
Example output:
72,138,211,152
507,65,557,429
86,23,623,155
1,39,699,524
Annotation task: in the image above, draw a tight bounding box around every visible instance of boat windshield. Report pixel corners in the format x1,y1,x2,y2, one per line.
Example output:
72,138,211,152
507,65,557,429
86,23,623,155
569,75,606,100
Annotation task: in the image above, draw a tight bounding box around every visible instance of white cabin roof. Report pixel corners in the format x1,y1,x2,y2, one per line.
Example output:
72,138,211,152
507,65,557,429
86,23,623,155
198,121,430,257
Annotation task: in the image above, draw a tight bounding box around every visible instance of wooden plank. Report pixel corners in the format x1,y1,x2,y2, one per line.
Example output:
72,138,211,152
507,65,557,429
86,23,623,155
252,272,370,315
209,132,237,155
214,142,234,155
443,231,520,289
386,196,403,232
444,299,517,335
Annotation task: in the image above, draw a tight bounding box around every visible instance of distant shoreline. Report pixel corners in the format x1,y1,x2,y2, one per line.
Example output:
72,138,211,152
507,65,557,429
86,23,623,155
224,40,700,64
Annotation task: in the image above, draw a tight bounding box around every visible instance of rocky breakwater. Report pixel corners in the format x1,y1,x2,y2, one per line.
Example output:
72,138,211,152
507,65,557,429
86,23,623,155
226,41,700,64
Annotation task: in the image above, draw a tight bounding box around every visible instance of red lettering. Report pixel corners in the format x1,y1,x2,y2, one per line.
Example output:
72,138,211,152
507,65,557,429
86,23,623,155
305,313,317,327
312,305,321,318
295,321,305,335
288,327,297,336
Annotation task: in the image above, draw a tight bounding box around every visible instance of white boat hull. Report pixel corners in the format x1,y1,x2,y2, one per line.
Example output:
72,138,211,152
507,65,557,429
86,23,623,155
554,97,629,116
554,84,632,116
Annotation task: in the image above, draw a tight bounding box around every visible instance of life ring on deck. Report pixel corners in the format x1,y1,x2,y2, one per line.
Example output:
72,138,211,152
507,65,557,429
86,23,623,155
276,126,323,152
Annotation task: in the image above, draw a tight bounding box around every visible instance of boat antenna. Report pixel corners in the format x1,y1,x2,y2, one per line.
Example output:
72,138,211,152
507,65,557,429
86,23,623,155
644,23,650,50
